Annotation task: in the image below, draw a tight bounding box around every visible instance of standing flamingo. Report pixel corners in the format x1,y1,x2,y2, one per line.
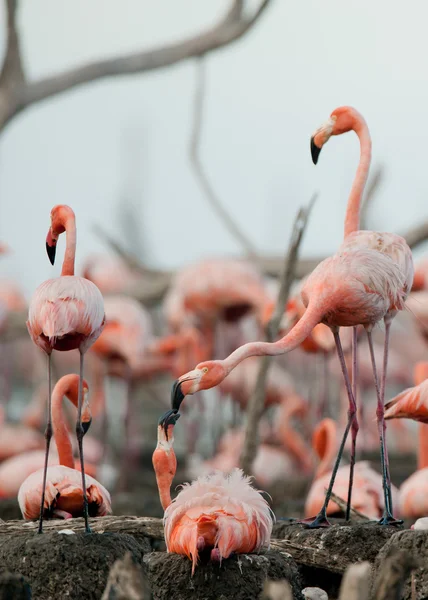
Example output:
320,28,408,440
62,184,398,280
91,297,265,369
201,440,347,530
152,409,274,574
18,374,111,520
26,205,105,532
171,107,411,527
384,362,428,518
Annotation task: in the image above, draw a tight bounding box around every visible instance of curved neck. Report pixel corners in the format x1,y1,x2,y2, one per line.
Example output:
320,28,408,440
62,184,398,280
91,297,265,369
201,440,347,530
223,302,323,374
52,381,75,469
61,218,76,276
418,424,428,470
152,426,177,511
313,418,337,478
344,118,372,239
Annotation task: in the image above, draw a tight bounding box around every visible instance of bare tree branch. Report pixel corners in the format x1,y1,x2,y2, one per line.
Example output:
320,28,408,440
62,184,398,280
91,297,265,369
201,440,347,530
189,58,259,260
6,1,271,126
0,0,24,88
360,164,384,230
239,194,316,475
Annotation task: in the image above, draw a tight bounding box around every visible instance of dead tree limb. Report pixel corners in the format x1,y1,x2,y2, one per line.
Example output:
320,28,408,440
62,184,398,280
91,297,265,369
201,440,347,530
189,58,259,261
239,194,316,475
360,164,384,230
0,0,272,132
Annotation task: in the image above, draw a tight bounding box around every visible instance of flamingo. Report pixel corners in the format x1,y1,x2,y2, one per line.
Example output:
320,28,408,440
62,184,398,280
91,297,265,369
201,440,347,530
0,410,44,461
304,418,399,519
26,205,105,532
18,374,111,520
383,362,428,518
171,107,411,527
152,409,274,574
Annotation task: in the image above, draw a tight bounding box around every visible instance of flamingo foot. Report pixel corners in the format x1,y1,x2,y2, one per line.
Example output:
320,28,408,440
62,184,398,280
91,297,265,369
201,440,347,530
376,514,403,527
210,548,221,563
197,536,205,551
52,509,73,520
299,513,331,528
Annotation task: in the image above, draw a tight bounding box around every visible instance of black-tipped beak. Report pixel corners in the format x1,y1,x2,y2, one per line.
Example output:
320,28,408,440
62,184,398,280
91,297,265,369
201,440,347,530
46,242,56,265
310,136,322,165
159,409,180,439
82,418,92,435
171,379,185,411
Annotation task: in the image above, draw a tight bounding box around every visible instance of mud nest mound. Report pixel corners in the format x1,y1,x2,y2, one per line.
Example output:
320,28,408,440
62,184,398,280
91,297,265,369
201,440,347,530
0,572,32,599
144,550,303,600
0,531,150,600
373,529,428,600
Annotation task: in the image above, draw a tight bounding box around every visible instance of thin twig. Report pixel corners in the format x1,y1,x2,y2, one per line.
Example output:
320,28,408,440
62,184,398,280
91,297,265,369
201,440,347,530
189,58,259,261
239,194,317,475
328,490,370,522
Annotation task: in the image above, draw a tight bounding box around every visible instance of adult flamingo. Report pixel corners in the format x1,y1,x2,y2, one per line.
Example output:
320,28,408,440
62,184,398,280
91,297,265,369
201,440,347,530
384,362,428,518
171,107,411,527
304,418,399,519
26,205,105,532
18,374,111,520
152,409,273,574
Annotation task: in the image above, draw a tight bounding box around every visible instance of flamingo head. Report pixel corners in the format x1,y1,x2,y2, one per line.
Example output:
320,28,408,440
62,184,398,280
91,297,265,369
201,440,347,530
46,205,76,265
171,361,228,410
63,374,91,434
311,106,363,164
157,409,180,444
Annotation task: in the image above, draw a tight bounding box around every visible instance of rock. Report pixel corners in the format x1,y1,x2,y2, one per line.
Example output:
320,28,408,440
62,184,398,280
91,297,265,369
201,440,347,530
338,562,371,600
372,530,424,600
102,552,151,599
302,588,328,600
0,498,21,521
272,522,400,573
0,572,32,599
0,531,150,600
261,579,293,599
144,550,304,600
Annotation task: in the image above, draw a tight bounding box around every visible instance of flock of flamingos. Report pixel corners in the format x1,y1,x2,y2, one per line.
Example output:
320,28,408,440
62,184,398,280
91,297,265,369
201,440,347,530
1,105,428,574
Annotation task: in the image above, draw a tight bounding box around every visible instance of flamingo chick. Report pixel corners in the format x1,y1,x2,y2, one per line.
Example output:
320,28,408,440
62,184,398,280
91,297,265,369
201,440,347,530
152,410,274,574
18,375,111,520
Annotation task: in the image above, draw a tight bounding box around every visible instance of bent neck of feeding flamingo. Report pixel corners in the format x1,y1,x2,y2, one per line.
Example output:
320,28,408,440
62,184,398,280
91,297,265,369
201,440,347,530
61,217,76,276
343,117,372,239
222,302,323,374
52,380,75,469
152,425,177,511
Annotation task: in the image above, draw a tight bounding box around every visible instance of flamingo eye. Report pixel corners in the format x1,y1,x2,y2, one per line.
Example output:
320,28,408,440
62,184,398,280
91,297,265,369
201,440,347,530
202,367,209,374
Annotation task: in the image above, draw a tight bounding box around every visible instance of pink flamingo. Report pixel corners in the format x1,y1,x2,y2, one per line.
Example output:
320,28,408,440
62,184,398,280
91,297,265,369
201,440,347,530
384,363,428,518
26,205,105,532
18,374,111,520
172,107,412,527
304,418,399,519
0,408,44,461
152,410,273,574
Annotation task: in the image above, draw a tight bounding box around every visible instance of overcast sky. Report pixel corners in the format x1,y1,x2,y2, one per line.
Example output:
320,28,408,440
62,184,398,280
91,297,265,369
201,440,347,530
0,1,427,297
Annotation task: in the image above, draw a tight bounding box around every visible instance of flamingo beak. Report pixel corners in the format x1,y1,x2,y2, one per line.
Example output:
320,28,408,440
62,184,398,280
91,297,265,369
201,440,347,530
158,409,180,440
82,418,92,435
171,379,185,411
46,229,57,265
310,136,322,165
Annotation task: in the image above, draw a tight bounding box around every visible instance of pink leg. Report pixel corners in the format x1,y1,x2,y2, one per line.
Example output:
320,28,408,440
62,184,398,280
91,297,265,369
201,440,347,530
380,316,394,512
346,326,359,521
38,353,53,534
366,327,401,525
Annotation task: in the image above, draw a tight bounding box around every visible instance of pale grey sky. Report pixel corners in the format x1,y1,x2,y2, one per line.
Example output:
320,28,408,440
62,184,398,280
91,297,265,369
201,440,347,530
0,1,427,296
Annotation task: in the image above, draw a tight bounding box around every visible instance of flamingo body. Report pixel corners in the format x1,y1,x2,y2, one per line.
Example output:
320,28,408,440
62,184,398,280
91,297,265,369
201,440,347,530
18,465,111,519
165,469,273,573
27,276,105,354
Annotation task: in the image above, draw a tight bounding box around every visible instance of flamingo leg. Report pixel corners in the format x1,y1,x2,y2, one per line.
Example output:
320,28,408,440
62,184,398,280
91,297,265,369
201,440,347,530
346,326,359,521
366,327,402,526
380,316,394,513
76,351,91,533
38,353,53,534
302,328,357,528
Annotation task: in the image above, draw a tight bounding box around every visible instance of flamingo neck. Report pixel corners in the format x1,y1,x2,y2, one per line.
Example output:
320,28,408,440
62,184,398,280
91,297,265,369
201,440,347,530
418,424,428,470
61,217,76,276
152,426,177,511
314,418,337,478
52,380,75,469
223,302,323,373
344,115,372,239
